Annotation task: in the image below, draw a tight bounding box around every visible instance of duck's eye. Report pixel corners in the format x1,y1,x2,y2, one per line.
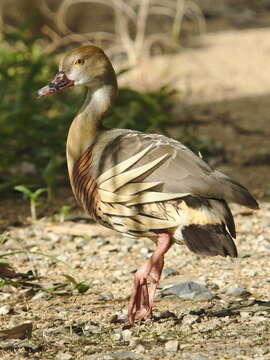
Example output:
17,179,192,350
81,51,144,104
73,58,85,65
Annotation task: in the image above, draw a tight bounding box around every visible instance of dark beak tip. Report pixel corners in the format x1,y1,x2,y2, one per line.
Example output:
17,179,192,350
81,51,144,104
37,72,74,98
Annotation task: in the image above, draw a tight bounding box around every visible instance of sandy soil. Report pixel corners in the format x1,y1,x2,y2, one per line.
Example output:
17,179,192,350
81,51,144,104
0,202,269,360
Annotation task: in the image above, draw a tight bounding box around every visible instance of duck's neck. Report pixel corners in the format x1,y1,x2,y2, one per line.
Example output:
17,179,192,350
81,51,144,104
66,84,116,176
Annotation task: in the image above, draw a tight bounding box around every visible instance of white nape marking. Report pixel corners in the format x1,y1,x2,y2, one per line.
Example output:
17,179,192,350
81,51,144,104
89,85,113,117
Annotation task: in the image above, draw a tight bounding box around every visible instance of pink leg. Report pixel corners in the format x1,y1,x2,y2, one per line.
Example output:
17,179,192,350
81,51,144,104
128,232,172,324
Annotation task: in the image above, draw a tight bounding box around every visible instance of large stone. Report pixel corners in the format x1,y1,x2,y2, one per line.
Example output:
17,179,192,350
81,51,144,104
160,281,214,301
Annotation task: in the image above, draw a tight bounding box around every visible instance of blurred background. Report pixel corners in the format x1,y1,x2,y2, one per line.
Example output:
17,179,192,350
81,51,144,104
0,0,270,224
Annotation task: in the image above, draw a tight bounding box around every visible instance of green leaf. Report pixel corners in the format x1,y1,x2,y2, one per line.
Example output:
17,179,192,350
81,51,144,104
63,274,77,285
62,274,91,294
14,185,32,198
76,281,91,294
32,187,47,201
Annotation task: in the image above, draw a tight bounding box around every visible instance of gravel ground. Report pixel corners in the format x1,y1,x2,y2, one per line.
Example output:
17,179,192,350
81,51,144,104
0,202,269,359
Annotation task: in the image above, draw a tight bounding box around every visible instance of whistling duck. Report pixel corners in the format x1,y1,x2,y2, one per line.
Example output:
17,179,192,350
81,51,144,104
38,46,258,324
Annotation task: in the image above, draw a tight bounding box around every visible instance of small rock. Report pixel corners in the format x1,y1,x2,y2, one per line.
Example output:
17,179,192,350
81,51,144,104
0,293,11,301
155,310,176,319
103,350,144,359
129,338,139,347
161,281,214,301
96,239,110,248
225,285,250,297
113,270,123,278
84,256,101,263
18,288,36,299
182,314,199,325
111,332,122,341
110,310,128,324
165,339,179,352
140,247,150,255
31,291,51,301
121,329,133,341
0,305,11,315
83,321,99,333
134,344,145,353
190,308,206,316
240,311,252,319
121,245,132,253
192,354,209,360
56,352,73,360
98,292,114,301
163,267,178,278
121,238,137,253
17,341,41,352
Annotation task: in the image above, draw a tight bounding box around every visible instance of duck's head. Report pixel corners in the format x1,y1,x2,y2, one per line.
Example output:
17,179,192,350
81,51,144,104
38,45,116,97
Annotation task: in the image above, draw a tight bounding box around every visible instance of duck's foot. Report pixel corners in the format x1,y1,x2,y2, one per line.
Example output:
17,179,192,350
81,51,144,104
128,232,172,324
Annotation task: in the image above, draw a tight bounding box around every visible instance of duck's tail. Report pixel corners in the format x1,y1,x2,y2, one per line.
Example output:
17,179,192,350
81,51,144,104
175,196,238,257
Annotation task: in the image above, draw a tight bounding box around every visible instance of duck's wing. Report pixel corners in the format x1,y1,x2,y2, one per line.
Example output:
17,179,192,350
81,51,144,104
91,129,258,209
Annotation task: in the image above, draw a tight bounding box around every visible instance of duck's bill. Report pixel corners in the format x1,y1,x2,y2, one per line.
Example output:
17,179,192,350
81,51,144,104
37,71,74,97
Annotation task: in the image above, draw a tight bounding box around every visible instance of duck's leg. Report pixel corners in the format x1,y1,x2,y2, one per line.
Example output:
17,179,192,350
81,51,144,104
128,232,172,324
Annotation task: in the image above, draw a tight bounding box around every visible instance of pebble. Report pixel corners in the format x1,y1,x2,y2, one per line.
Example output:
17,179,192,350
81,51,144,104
225,285,249,297
96,239,110,248
163,267,178,278
121,238,137,253
0,293,11,301
140,247,150,255
182,314,199,325
192,354,209,360
8,340,41,352
0,304,11,315
155,310,177,319
102,351,144,359
121,329,133,341
113,270,124,278
111,332,122,341
110,310,128,323
240,311,252,319
165,339,179,352
161,281,214,301
84,256,101,263
56,352,73,360
98,292,114,301
134,344,145,353
31,291,51,301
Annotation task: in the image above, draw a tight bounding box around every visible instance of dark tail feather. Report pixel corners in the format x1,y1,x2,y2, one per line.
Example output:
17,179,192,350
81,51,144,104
209,199,236,238
182,224,238,257
214,171,259,209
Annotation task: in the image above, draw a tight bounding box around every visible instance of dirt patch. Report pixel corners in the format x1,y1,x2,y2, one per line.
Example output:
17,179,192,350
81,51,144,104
0,202,269,359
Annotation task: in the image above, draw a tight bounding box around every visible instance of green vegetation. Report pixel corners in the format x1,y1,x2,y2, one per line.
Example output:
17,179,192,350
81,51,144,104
14,185,47,220
0,30,176,194
0,29,79,192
